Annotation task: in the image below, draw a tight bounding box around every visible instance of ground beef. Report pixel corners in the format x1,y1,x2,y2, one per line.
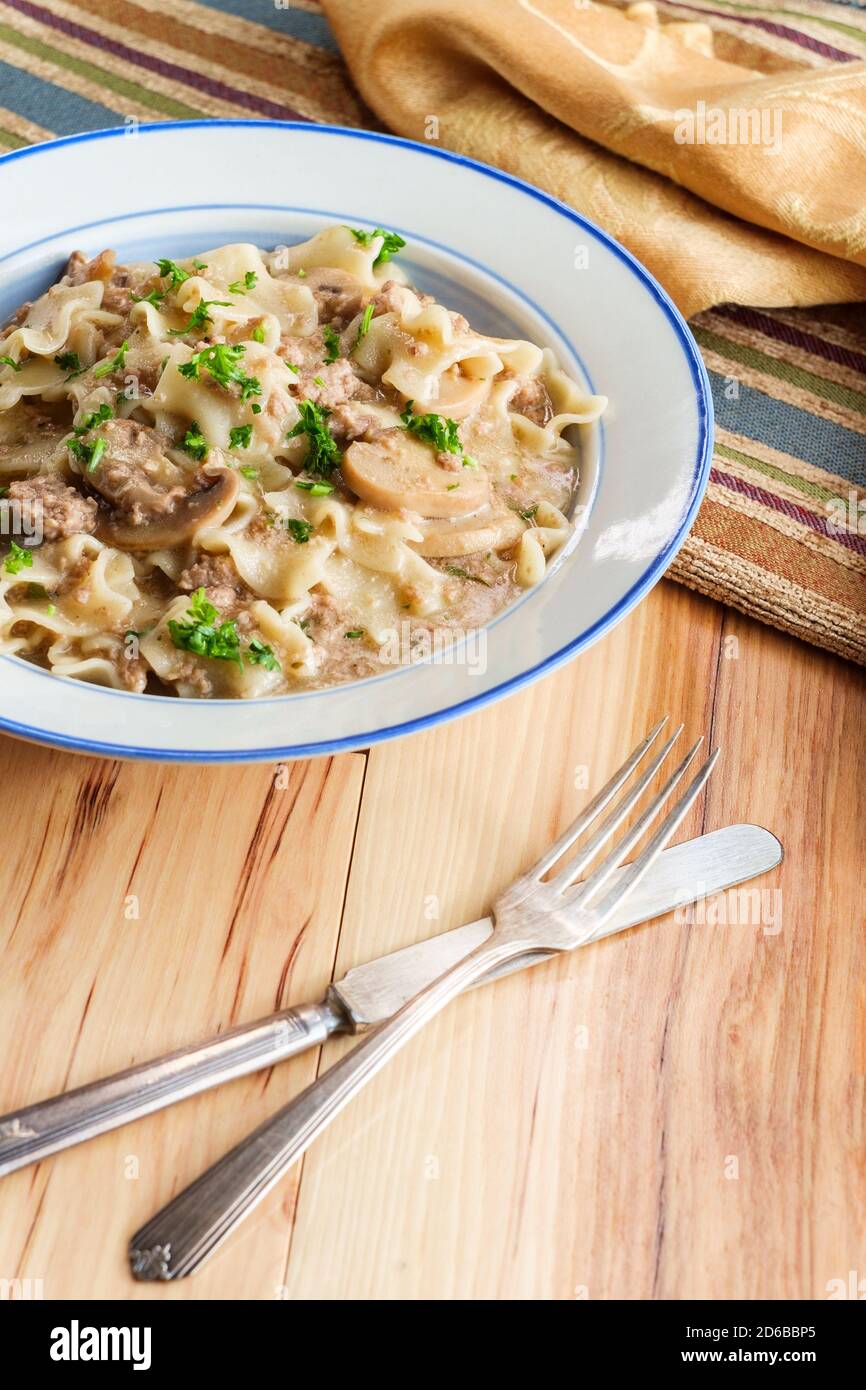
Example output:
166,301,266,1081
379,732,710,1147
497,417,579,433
7,474,97,542
328,401,387,445
294,358,376,411
178,554,251,616
88,419,186,524
118,650,148,693
302,267,365,328
506,375,554,427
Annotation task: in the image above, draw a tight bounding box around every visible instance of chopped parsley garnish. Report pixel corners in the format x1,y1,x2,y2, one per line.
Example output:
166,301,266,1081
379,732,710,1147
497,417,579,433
462,455,479,469
349,226,406,267
248,638,281,671
4,541,33,576
182,421,209,461
351,303,374,354
322,324,341,364
445,565,491,587
192,260,208,271
168,588,243,670
313,375,325,388
0,354,22,372
133,259,190,308
74,403,113,435
251,403,262,414
240,466,258,480
168,589,280,672
93,339,129,379
68,403,112,474
68,435,107,474
154,258,190,290
178,343,261,402
169,299,231,337
287,517,312,544
287,400,340,478
228,271,258,294
400,402,462,455
54,351,83,377
251,324,265,343
295,477,334,496
285,362,300,375
344,628,365,640
229,424,253,450
518,504,539,521
132,289,165,309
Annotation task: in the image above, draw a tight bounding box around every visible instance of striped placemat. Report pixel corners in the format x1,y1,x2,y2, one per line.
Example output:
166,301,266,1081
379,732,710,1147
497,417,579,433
1,0,864,664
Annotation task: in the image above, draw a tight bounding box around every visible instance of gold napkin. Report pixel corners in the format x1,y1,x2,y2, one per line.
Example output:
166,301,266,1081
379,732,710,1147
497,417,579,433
321,0,866,315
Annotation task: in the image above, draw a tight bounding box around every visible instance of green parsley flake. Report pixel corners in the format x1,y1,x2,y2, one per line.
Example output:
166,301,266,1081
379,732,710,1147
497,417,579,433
74,403,112,435
248,638,281,671
344,628,365,640
251,324,265,343
178,343,261,402
400,402,462,455
240,466,258,480
518,504,539,521
155,258,190,290
93,340,129,379
4,541,33,576
322,324,341,364
351,303,374,354
54,351,83,378
168,588,243,670
287,517,312,544
182,421,209,461
0,354,22,372
169,299,231,338
295,478,334,496
445,565,491,587
228,271,258,294
229,424,253,450
349,227,406,268
287,400,340,478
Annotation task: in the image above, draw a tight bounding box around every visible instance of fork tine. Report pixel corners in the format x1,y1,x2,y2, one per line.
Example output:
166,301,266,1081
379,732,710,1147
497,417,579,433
530,716,669,880
588,747,720,925
547,723,684,892
570,736,705,906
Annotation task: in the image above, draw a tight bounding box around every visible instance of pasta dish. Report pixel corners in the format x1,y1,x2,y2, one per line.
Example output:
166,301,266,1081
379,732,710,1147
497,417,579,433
0,226,605,697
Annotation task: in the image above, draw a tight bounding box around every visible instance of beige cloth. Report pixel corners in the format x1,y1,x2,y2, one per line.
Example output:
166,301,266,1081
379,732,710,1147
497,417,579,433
322,0,866,315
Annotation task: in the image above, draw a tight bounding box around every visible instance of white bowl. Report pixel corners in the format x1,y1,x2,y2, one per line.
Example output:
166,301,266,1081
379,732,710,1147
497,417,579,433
0,121,712,762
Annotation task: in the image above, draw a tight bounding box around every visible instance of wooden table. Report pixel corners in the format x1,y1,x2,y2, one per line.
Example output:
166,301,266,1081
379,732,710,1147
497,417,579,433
1,578,863,1301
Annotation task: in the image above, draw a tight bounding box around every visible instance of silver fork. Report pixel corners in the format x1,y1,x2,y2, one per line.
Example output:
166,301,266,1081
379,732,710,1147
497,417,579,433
130,717,718,1281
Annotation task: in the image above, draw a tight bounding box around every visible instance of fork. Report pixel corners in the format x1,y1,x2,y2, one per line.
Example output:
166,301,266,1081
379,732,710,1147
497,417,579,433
129,717,718,1280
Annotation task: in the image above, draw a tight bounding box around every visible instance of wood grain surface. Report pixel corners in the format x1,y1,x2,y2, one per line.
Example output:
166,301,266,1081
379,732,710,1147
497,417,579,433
0,579,863,1300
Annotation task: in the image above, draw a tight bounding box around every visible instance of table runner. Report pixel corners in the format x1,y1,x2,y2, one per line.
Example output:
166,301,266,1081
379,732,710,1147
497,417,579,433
0,0,864,664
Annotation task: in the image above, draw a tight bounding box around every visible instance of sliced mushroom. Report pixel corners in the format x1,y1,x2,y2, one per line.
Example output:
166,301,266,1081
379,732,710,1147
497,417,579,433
432,369,491,421
99,467,240,551
411,498,524,557
342,431,489,518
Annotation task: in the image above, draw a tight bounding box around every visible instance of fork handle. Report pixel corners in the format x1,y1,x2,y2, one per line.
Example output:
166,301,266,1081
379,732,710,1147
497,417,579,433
129,933,527,1280
0,1001,344,1179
